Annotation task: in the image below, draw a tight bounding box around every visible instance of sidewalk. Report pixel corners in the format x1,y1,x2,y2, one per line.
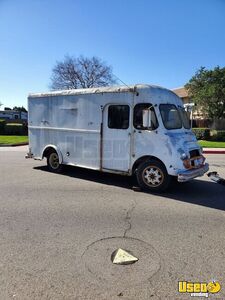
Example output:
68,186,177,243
203,148,225,154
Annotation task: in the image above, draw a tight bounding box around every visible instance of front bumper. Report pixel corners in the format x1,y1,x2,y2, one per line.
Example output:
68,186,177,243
177,163,209,182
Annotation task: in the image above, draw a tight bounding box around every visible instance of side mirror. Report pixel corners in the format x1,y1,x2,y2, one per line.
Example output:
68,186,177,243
142,109,151,128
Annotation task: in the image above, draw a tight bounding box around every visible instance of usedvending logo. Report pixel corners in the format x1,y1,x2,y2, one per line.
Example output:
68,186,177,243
178,280,221,298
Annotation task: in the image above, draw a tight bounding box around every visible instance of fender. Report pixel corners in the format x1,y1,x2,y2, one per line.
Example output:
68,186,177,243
42,144,63,164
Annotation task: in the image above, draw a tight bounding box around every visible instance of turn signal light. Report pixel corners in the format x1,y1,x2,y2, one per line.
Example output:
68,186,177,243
183,159,192,169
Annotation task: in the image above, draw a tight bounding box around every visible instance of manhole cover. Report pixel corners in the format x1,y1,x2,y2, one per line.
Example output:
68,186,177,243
82,237,161,288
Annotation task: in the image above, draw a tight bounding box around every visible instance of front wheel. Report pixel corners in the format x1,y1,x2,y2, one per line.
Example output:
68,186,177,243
47,151,63,173
136,159,171,192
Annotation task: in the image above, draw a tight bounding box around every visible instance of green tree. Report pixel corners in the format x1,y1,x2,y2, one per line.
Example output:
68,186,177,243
185,66,225,120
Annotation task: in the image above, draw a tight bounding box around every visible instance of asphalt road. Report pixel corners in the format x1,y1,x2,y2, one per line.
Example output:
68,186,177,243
0,146,225,300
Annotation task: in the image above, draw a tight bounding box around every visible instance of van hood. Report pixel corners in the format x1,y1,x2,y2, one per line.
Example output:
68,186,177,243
166,131,200,155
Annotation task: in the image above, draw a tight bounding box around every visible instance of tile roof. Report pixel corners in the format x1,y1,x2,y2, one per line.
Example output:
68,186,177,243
172,87,188,98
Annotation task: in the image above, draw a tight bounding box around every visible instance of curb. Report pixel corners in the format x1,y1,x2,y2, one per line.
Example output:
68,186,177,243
203,150,225,154
0,142,28,147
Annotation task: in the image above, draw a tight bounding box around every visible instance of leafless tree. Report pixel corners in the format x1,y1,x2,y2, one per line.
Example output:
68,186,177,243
0,101,3,108
50,55,116,90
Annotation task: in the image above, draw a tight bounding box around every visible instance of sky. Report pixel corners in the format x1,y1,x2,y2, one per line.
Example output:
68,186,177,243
0,0,225,109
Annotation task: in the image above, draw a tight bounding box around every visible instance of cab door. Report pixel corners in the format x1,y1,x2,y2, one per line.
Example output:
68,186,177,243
132,103,159,158
102,104,131,172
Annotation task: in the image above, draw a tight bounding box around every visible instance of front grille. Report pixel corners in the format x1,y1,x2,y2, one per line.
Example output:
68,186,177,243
189,149,200,158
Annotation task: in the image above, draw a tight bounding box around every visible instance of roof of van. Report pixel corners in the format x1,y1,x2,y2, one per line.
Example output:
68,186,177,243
28,84,172,98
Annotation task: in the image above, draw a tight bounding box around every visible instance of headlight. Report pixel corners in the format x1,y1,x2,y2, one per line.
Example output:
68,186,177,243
180,152,189,160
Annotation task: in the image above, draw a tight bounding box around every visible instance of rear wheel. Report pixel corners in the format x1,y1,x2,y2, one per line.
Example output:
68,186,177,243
136,159,171,192
47,151,63,173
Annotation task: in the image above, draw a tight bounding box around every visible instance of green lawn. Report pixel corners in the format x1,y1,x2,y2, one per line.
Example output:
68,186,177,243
198,140,225,148
0,135,28,145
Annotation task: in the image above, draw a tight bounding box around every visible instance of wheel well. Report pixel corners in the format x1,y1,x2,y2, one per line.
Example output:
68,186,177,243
132,156,166,174
42,147,56,159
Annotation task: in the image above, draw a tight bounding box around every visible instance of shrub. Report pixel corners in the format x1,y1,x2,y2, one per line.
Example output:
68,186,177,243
210,130,225,142
192,128,225,141
4,123,27,135
192,128,210,140
0,119,6,134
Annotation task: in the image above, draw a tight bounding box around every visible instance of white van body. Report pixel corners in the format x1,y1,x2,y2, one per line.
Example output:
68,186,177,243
27,84,209,190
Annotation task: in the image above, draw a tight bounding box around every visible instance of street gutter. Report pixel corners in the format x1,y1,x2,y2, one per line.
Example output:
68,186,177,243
0,142,28,147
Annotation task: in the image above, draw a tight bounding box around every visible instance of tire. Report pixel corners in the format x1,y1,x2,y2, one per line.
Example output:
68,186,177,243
136,159,171,192
47,151,63,173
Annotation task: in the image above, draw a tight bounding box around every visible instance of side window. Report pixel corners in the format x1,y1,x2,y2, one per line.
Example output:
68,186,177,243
108,105,130,129
133,103,158,129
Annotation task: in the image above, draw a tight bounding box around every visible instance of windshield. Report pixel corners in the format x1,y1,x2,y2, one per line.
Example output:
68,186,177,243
159,104,182,129
178,107,191,129
159,104,191,130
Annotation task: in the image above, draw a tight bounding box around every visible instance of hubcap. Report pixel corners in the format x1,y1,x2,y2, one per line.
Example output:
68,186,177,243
142,166,164,187
49,153,59,169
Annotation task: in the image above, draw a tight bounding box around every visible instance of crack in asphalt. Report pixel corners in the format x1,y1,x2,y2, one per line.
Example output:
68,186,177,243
123,199,137,238
81,197,137,259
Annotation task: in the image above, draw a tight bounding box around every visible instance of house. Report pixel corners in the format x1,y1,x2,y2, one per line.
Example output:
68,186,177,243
172,87,204,120
0,109,28,121
172,87,225,129
172,87,189,104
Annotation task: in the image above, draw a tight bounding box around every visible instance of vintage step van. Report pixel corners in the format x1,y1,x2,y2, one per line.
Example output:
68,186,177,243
27,84,209,191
